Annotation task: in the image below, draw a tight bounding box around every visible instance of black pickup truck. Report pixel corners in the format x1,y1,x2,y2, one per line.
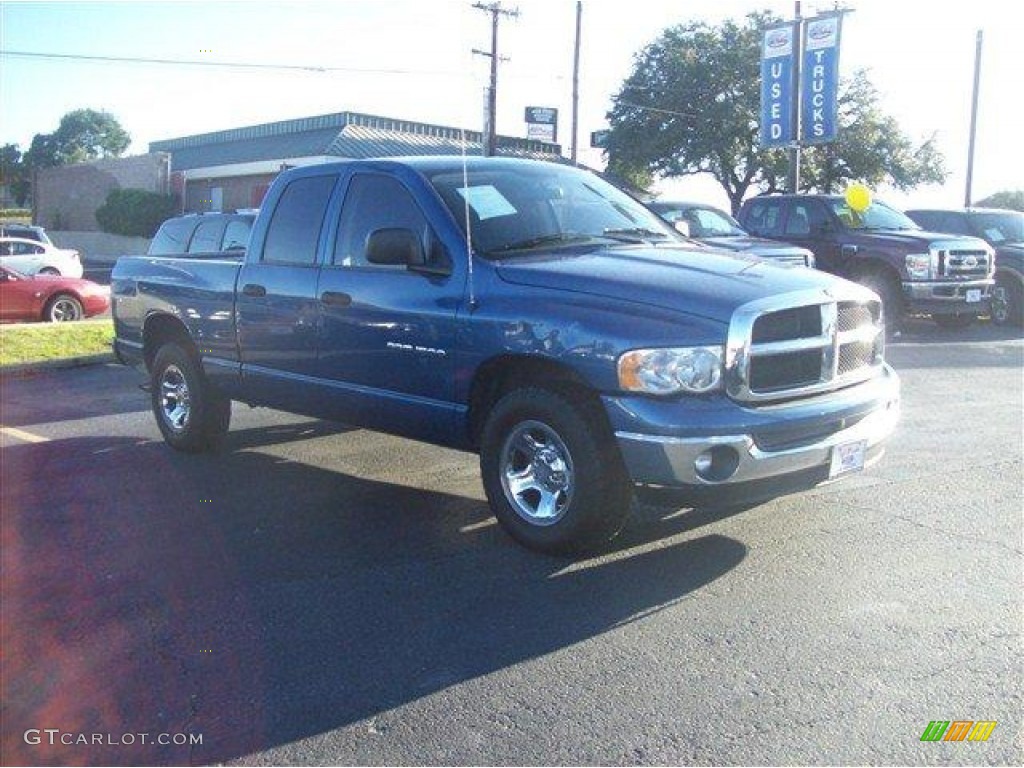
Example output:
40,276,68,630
113,157,900,553
738,194,995,328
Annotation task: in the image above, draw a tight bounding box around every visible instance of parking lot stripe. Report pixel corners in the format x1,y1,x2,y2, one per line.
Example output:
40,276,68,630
0,426,51,444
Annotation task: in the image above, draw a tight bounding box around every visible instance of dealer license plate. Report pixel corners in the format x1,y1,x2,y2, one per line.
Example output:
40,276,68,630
829,440,867,478
966,289,982,303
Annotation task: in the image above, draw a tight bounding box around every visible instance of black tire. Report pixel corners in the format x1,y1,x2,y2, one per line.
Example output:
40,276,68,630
480,386,631,554
43,294,83,322
857,269,903,334
38,267,61,276
932,313,976,329
991,274,1023,327
150,343,231,453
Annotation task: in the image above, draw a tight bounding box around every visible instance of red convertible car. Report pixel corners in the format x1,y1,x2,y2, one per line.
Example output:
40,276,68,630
0,266,110,322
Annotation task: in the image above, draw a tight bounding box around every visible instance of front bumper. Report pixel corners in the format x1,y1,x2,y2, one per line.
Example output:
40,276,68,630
903,278,993,315
611,364,900,489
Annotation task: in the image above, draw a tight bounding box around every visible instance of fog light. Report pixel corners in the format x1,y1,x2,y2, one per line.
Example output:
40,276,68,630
694,445,740,482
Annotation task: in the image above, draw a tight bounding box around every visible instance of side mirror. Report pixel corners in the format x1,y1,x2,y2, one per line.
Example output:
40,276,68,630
673,220,691,237
365,228,425,267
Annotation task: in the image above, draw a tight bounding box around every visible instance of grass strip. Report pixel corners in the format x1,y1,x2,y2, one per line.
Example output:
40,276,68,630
0,319,114,367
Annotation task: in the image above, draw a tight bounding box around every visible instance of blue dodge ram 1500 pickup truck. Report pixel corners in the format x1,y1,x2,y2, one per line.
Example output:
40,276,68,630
113,157,900,553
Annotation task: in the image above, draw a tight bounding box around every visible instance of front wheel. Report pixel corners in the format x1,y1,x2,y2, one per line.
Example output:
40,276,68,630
991,274,1023,327
151,343,231,452
480,386,631,554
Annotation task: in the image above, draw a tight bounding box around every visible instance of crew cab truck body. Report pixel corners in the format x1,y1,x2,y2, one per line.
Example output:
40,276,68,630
737,194,995,329
113,157,900,553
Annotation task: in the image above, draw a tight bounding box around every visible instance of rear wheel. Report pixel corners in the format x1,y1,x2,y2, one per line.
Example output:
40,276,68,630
38,267,60,276
480,386,631,554
44,294,83,322
151,343,231,452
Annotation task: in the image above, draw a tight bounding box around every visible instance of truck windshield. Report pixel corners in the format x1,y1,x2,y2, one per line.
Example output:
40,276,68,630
428,163,680,257
829,199,921,232
970,211,1024,244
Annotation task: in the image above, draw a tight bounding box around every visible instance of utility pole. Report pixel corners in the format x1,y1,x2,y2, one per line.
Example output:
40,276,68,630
570,0,582,163
472,2,519,156
786,0,803,194
964,29,983,207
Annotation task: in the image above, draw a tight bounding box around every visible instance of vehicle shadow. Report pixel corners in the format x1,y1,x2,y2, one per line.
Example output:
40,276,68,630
1,436,747,766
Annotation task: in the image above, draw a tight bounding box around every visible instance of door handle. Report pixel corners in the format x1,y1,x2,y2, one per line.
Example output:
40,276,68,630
320,291,352,307
242,283,267,297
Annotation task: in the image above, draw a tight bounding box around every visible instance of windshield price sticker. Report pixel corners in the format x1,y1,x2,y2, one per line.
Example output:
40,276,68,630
830,439,866,478
966,289,982,303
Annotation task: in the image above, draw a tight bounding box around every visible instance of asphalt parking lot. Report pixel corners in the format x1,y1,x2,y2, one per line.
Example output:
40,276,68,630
1,321,1021,766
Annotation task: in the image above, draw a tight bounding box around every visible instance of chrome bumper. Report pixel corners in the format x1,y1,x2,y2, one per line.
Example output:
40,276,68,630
615,380,900,488
904,278,993,303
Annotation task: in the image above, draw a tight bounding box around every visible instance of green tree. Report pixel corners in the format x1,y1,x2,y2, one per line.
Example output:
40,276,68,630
25,109,130,169
95,188,176,237
0,143,31,206
606,13,947,213
975,190,1024,211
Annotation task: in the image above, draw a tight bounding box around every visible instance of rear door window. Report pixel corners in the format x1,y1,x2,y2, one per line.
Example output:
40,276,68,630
742,199,784,236
262,175,337,265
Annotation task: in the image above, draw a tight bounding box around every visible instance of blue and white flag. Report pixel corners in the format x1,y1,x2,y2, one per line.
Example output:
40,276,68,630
801,15,842,143
760,24,796,148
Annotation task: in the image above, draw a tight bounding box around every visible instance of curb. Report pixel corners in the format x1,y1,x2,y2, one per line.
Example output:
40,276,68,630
0,353,117,376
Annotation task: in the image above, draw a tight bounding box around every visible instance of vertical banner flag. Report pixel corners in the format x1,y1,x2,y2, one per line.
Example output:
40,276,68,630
760,24,795,148
802,15,842,143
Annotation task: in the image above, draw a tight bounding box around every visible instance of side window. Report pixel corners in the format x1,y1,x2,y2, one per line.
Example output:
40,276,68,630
332,174,437,268
262,175,337,265
784,203,814,236
222,219,253,251
149,218,194,255
743,200,783,236
187,220,225,253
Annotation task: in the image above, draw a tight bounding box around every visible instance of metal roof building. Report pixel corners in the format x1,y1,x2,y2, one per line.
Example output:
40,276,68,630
150,111,562,212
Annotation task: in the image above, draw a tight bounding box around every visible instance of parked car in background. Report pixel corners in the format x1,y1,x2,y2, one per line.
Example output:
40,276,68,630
737,194,995,330
0,223,53,246
0,266,109,322
148,211,257,256
904,207,1024,326
0,237,83,278
649,200,815,267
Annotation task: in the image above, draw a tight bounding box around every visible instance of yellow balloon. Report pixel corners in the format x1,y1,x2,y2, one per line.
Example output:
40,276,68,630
845,184,872,213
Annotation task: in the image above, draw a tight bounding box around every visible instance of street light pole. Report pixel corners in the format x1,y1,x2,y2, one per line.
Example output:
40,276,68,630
964,30,983,207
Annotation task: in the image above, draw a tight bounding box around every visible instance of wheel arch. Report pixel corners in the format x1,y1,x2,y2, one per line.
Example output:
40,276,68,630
142,312,195,372
466,354,603,449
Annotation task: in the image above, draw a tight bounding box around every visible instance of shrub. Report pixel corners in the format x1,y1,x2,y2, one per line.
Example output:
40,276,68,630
95,188,177,237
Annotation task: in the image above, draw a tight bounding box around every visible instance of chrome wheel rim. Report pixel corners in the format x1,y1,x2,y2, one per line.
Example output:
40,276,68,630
499,420,574,525
159,364,191,433
50,298,80,321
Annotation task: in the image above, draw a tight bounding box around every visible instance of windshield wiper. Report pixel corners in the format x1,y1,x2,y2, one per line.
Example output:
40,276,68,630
602,227,671,243
486,232,593,254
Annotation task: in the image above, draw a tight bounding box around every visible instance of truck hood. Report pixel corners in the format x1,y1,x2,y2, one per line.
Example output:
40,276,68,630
856,229,990,250
494,245,842,324
700,234,811,257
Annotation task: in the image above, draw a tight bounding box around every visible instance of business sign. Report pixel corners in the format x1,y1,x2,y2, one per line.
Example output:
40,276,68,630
759,24,796,148
524,106,558,125
801,15,842,143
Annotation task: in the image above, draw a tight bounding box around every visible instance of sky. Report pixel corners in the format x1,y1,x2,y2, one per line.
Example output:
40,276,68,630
1,0,1021,211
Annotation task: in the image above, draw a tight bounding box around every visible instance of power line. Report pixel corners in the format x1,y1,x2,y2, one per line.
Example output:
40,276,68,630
0,49,470,77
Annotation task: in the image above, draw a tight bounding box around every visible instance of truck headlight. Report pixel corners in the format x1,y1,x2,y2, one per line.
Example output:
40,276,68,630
618,346,723,395
905,253,935,280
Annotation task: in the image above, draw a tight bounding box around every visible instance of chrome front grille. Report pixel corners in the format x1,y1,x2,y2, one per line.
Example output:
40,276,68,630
933,240,993,279
726,288,885,404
